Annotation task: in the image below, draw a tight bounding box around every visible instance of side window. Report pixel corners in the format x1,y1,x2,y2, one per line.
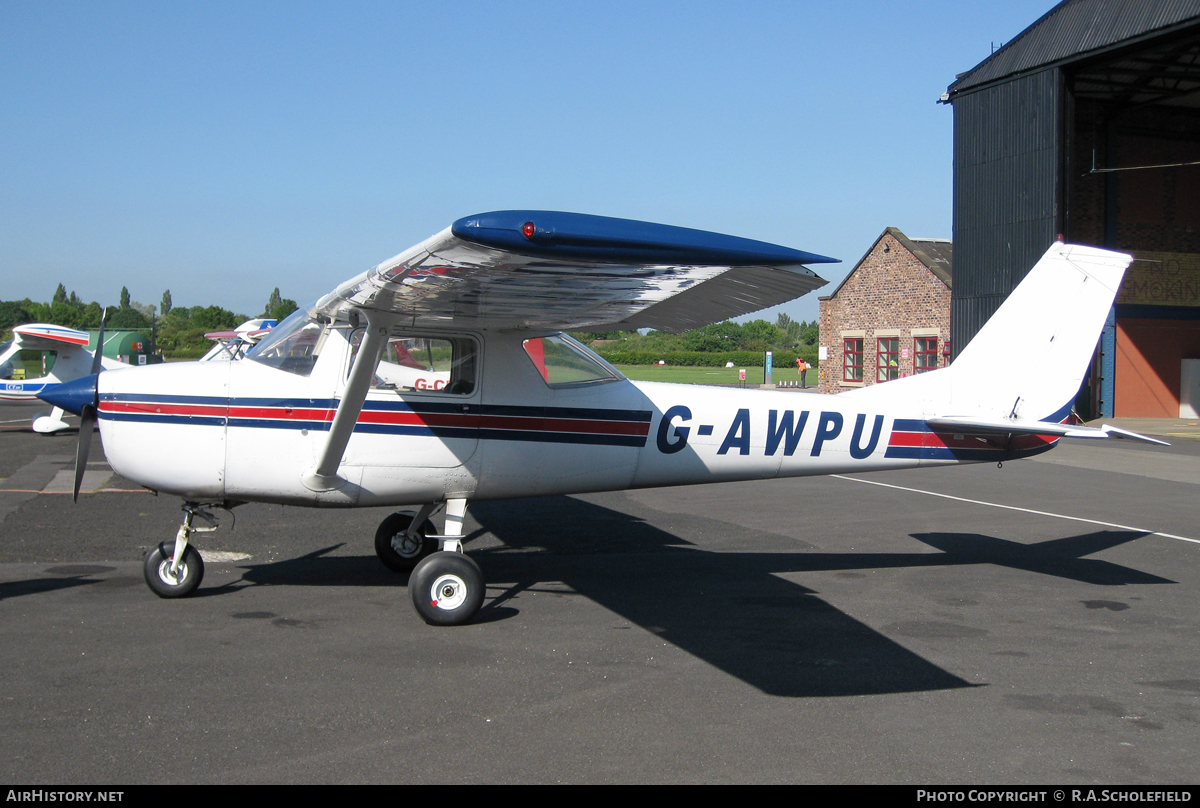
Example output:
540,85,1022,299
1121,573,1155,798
354,333,478,395
1,350,58,380
522,333,622,388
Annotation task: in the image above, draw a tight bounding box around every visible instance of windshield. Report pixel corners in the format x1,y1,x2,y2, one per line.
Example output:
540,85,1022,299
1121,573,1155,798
245,305,327,376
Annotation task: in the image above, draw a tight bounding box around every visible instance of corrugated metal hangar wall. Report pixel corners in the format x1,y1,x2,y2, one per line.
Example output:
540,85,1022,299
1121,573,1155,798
944,0,1200,419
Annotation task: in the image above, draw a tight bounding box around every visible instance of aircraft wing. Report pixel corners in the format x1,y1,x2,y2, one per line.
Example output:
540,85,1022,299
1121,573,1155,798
204,330,238,342
12,324,92,350
315,211,837,332
926,416,1169,446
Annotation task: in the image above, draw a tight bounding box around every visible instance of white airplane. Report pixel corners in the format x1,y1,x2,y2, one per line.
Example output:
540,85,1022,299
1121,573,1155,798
1,322,122,434
39,211,1163,626
199,318,277,362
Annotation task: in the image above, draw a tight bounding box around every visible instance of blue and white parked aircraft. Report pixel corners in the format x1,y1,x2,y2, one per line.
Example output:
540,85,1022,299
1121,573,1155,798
1,323,123,434
199,318,277,362
40,211,1162,626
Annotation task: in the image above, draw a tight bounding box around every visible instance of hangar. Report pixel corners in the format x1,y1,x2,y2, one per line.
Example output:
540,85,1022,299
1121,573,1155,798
942,0,1200,418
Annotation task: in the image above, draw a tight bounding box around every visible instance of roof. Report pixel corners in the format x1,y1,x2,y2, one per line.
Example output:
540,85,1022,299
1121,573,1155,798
820,228,952,301
944,0,1200,99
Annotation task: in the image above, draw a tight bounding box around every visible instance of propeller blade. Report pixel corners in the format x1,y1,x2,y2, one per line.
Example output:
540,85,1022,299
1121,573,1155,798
90,308,107,376
69,309,106,503
73,405,96,503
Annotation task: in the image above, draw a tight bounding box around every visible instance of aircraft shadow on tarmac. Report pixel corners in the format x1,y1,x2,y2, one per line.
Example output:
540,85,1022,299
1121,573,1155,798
224,495,1171,699
0,564,116,601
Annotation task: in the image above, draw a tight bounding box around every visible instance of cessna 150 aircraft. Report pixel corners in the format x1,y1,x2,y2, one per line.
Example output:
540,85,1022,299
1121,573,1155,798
1,323,123,434
39,210,1161,626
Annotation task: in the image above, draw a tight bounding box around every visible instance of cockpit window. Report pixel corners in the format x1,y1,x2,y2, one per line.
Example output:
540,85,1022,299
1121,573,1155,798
522,333,623,388
1,349,57,381
246,306,327,377
350,331,479,395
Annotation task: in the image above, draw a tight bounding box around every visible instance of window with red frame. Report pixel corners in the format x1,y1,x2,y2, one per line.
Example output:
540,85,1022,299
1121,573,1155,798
914,336,938,373
877,337,899,381
843,338,863,381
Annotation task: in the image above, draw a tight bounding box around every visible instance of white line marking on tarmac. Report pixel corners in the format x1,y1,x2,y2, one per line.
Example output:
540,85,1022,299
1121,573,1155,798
200,550,251,563
832,474,1200,545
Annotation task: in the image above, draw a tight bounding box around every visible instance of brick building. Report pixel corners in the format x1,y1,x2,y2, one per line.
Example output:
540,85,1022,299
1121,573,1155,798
818,228,952,394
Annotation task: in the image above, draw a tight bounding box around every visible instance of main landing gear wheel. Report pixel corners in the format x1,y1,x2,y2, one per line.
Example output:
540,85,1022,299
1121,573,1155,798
143,541,205,598
410,552,484,626
374,512,436,572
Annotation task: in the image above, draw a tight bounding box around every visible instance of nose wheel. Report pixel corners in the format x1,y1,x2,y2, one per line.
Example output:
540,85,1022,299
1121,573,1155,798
142,503,225,598
144,541,205,598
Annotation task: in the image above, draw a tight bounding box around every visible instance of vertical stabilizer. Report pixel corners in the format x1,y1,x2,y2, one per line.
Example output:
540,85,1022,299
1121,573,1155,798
839,243,1132,422
946,243,1130,421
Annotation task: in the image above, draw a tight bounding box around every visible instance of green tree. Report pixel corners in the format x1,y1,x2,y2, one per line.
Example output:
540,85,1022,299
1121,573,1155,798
188,305,238,330
119,287,131,309
81,302,104,328
0,301,33,330
160,290,172,316
265,288,283,317
107,307,149,329
52,284,68,306
800,321,818,346
269,298,298,322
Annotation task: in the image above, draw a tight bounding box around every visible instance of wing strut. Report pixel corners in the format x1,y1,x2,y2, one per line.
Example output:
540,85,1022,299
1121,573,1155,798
302,311,389,492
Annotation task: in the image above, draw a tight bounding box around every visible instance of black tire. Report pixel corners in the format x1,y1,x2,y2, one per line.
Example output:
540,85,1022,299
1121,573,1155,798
374,512,435,572
409,553,484,626
143,542,204,598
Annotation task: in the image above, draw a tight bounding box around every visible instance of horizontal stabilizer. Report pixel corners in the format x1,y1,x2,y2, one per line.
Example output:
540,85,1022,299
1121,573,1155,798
926,416,1169,446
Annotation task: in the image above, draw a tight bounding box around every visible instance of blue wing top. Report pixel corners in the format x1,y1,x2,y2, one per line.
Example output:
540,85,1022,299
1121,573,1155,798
451,211,839,267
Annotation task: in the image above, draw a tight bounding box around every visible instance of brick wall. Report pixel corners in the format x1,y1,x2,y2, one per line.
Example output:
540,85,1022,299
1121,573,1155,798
818,232,952,394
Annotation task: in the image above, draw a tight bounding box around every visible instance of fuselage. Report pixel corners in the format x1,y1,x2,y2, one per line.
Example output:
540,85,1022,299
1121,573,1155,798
95,325,1059,507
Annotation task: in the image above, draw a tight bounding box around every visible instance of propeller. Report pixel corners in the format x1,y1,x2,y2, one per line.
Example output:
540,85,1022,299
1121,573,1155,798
37,309,106,502
72,311,107,501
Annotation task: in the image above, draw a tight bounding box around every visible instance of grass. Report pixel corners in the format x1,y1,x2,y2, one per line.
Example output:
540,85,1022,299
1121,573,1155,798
613,364,819,387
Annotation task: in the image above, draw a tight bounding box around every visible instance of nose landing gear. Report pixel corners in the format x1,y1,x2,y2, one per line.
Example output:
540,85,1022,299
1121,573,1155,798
142,504,225,598
144,541,204,598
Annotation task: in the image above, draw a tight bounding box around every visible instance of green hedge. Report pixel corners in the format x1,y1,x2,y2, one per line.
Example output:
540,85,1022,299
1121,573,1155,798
597,349,817,368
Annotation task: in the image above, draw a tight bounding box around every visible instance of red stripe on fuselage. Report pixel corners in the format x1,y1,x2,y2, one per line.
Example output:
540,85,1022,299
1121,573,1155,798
887,428,1057,451
228,405,334,422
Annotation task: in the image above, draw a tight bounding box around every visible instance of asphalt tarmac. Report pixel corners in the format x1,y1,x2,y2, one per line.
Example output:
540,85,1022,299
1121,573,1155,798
2,401,1198,784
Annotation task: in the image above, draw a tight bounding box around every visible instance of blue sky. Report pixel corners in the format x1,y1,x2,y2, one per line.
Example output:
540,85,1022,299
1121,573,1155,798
1,0,1059,324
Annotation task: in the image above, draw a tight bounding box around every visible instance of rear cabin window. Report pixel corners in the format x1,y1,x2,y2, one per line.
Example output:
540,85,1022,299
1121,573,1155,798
522,334,622,388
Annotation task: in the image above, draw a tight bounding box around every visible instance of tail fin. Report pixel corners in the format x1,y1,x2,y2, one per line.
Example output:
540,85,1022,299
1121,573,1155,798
841,242,1132,422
